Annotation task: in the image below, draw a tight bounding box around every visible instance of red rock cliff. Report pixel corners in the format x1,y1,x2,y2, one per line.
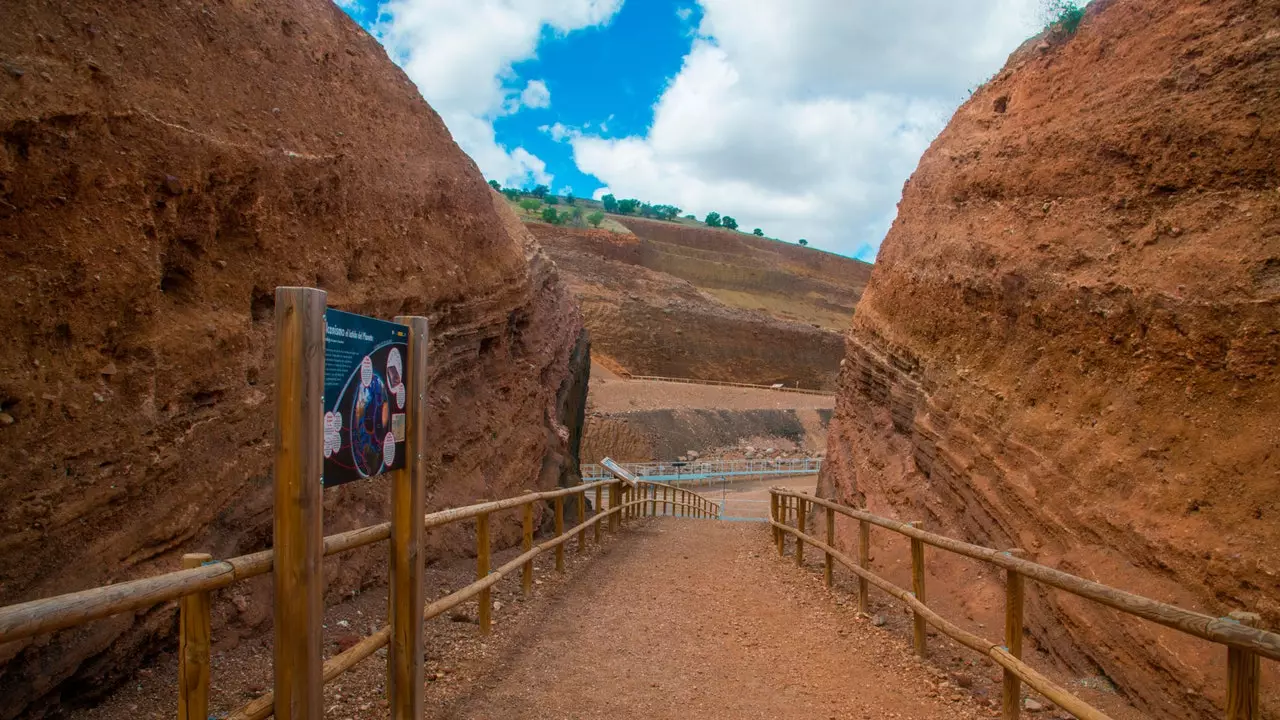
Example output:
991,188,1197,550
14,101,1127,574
822,1,1279,717
0,1,587,716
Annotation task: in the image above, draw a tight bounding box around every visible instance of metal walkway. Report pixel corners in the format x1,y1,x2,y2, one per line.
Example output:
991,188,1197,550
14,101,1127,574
581,457,822,486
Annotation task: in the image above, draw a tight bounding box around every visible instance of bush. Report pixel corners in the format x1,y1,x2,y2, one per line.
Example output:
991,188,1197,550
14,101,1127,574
546,195,559,205
1043,0,1085,34
753,228,764,236
705,211,721,227
565,193,576,205
541,206,560,224
488,179,501,191
502,188,519,201
722,216,738,230
797,238,808,247
519,198,542,213
587,211,605,227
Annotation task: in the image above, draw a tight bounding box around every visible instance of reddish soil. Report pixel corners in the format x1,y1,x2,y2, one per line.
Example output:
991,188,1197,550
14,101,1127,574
0,2,586,716
533,223,851,390
822,1,1280,718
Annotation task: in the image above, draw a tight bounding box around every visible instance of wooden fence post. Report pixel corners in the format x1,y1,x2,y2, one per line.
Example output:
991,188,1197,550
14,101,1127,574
824,507,835,588
909,520,927,657
554,496,565,571
1228,611,1262,720
649,484,656,516
664,485,671,516
178,553,212,720
857,519,870,613
522,502,533,597
272,286,325,720
594,485,602,544
476,512,491,634
795,497,807,566
578,489,587,553
772,494,782,555
388,315,427,720
1003,548,1026,720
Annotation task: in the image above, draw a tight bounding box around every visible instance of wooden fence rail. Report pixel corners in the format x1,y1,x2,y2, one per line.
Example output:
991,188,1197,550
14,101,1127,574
0,479,720,720
770,488,1278,720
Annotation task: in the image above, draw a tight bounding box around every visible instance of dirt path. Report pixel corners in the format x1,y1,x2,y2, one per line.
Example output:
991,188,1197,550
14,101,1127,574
587,375,835,413
442,519,989,720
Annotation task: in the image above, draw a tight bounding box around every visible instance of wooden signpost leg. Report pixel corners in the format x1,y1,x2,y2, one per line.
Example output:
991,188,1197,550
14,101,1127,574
477,512,491,634
273,286,325,720
910,520,927,657
594,485,602,543
609,483,619,532
1003,549,1026,720
522,502,534,597
389,315,427,720
178,553,212,720
858,519,870,613
554,497,565,571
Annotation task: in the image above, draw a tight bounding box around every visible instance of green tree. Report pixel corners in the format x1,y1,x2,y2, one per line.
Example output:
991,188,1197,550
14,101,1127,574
530,184,549,198
602,193,619,213
541,206,561,224
617,198,640,214
546,195,559,205
502,188,519,201
519,198,542,214
684,214,696,220
722,216,738,230
798,238,809,247
572,206,584,225
753,228,764,236
565,193,576,205
488,179,502,191
704,212,721,227
587,211,605,227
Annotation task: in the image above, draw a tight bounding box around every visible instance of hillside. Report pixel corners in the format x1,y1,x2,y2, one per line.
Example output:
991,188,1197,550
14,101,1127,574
0,1,587,716
820,1,1280,717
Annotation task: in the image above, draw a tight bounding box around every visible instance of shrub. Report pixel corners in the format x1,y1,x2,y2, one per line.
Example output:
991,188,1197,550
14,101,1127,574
546,195,559,205
519,198,542,213
488,179,501,191
541,206,561,224
797,238,808,246
502,188,519,201
565,193,576,205
753,228,764,236
1043,0,1085,34
587,211,605,227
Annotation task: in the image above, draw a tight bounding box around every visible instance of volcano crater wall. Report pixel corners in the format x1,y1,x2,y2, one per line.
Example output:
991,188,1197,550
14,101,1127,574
822,1,1279,718
0,2,586,717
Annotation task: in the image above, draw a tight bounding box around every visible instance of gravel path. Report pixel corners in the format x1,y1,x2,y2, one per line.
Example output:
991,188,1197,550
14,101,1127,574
444,519,989,720
588,375,835,413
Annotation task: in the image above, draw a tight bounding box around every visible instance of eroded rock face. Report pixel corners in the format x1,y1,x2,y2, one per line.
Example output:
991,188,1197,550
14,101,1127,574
0,1,586,716
822,1,1279,717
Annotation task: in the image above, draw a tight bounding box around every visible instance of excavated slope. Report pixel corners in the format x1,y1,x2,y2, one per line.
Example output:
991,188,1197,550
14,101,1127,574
822,1,1279,717
533,224,845,389
0,1,587,716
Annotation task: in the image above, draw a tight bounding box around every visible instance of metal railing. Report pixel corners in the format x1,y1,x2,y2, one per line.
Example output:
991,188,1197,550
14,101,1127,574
582,456,822,485
770,488,1278,720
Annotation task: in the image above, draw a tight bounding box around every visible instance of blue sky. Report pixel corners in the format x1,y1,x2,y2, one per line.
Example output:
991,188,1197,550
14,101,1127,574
337,1,1053,261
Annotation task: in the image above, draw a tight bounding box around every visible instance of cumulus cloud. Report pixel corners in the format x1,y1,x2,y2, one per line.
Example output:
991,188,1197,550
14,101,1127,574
373,0,622,186
566,0,1046,260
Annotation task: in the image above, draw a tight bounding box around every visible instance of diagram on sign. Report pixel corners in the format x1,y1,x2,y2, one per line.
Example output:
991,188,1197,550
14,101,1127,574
322,309,409,487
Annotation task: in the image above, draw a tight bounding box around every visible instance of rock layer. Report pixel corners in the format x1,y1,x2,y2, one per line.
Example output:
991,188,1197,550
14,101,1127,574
822,1,1279,717
0,1,586,716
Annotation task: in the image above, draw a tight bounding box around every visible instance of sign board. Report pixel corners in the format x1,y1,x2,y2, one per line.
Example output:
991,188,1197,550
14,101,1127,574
600,457,638,488
322,309,409,487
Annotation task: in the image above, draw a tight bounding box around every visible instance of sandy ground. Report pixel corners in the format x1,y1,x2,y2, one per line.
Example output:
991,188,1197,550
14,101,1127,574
588,367,835,414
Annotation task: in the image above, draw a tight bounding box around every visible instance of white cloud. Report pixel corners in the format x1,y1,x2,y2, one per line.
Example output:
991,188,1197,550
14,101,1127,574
520,79,552,109
373,0,622,187
566,0,1047,260
539,122,575,142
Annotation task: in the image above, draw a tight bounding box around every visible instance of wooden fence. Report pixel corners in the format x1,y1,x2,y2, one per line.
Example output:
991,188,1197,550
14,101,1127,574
769,488,1278,720
0,480,719,720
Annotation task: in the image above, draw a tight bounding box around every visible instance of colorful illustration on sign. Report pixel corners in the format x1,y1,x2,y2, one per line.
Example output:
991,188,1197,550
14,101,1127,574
322,309,408,487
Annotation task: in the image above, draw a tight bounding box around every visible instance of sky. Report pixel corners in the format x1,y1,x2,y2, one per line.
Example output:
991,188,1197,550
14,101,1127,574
336,0,1058,261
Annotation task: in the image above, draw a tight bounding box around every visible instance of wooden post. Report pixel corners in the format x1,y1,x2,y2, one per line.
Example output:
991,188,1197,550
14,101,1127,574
388,315,427,720
771,494,780,553
1227,611,1262,720
824,507,835,588
272,286,325,720
178,553,212,720
594,485,603,544
795,497,807,566
609,482,619,532
857,519,870,613
476,512,491,634
664,485,670,516
650,484,657,516
775,495,785,556
910,520,927,657
578,489,587,553
555,496,565,570
522,502,533,597
1003,549,1026,720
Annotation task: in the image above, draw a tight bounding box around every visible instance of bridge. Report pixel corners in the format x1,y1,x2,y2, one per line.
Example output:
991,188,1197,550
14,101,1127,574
581,456,823,485
1,470,1275,719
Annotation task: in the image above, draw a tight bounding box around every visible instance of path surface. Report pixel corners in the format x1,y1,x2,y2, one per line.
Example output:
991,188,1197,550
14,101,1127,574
588,371,835,413
443,519,988,720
